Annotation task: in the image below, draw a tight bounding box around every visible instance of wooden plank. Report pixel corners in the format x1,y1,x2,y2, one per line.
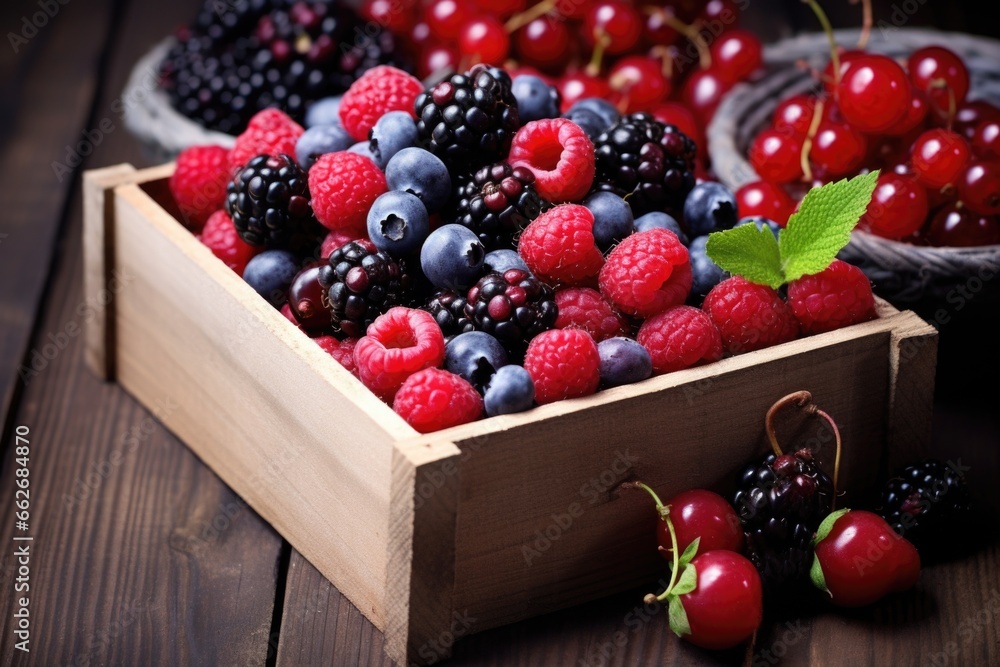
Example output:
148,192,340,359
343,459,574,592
885,311,939,471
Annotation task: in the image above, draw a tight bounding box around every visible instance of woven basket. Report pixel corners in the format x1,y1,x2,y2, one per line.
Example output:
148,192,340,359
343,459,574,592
708,28,1000,305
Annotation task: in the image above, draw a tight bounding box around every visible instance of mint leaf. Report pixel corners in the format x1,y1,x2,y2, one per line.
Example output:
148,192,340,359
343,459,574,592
668,595,692,637
705,224,783,289
678,537,700,569
779,171,879,282
672,563,698,596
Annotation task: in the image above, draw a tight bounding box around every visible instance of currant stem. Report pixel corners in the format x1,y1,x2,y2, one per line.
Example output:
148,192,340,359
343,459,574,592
630,482,681,603
764,390,813,457
854,0,873,49
585,31,611,77
649,46,675,81
800,98,826,182
504,0,558,33
929,78,958,131
659,12,712,70
802,0,841,91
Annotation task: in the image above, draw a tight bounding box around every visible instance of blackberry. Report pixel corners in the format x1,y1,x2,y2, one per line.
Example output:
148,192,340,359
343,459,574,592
877,459,974,559
591,113,697,218
415,65,520,173
732,448,834,596
225,153,323,250
425,290,474,340
464,270,557,357
451,162,551,250
319,239,411,338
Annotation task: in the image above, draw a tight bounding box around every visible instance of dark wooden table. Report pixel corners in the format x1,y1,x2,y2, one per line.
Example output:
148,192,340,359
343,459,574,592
1,0,998,665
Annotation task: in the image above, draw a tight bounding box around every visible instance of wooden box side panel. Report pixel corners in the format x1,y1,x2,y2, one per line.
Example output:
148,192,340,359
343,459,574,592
108,181,415,629
441,321,905,631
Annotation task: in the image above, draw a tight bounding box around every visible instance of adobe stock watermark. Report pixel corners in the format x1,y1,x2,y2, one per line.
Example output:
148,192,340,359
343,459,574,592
578,577,670,667
7,0,71,54
410,610,477,666
926,586,1000,667
64,598,154,667
874,0,931,39
752,620,808,666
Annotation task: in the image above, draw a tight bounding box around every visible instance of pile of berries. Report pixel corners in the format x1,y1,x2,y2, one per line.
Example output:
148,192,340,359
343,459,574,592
743,23,999,246
168,60,880,434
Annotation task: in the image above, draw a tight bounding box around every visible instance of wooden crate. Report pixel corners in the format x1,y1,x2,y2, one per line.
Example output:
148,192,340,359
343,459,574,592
83,163,938,665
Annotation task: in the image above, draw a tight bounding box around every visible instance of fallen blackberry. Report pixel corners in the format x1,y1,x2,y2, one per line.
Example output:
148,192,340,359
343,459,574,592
732,448,834,597
415,65,520,172
319,239,411,339
425,290,474,340
225,153,323,250
591,113,697,218
877,458,974,559
464,270,557,357
451,162,551,250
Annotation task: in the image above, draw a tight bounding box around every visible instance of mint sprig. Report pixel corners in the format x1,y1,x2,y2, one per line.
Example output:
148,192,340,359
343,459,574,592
706,171,879,288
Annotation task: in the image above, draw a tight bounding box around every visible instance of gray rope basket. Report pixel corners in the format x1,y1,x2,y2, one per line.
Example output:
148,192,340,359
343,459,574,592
708,28,1000,305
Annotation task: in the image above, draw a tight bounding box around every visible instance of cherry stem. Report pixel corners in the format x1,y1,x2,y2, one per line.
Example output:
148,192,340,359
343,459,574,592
800,98,826,182
629,482,681,604
853,0,873,49
813,407,843,510
764,390,813,457
504,0,558,33
585,30,611,77
802,0,841,91
929,78,958,131
649,45,675,81
659,12,712,70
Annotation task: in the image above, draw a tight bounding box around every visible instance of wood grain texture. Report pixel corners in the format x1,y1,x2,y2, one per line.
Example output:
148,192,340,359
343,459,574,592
885,311,939,471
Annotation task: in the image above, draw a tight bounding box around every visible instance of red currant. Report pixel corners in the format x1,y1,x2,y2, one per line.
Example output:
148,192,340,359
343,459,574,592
956,160,1000,215
710,29,762,84
362,0,418,34
772,94,818,136
907,45,970,112
644,6,682,46
886,92,929,136
951,100,1000,139
655,490,744,558
822,49,866,96
736,180,796,225
681,68,732,126
557,71,611,113
609,56,670,112
425,0,472,40
513,16,572,73
971,120,1000,159
458,16,509,65
926,205,1000,246
583,1,642,55
749,129,804,184
470,0,525,20
418,45,459,80
859,173,929,239
911,128,971,189
698,0,740,25
809,122,867,178
836,54,912,133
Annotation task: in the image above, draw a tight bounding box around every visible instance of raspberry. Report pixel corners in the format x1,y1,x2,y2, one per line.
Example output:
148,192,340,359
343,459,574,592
228,109,304,172
315,336,359,377
508,118,596,202
169,145,231,230
354,307,446,402
702,277,800,354
339,65,423,142
199,210,259,274
637,306,723,374
523,328,601,404
554,288,629,342
518,204,604,285
320,229,367,258
309,152,387,236
393,368,483,433
598,229,691,318
787,260,877,335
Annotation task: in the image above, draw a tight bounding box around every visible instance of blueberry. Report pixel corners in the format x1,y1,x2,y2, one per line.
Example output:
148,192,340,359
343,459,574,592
367,191,430,257
566,98,620,131
348,140,380,164
369,111,419,169
736,216,782,238
584,191,634,250
445,331,509,393
242,250,300,307
511,75,561,123
598,337,653,387
484,365,535,416
683,182,738,236
385,147,452,214
634,211,689,245
688,235,726,298
295,124,353,170
304,96,342,128
483,249,530,275
420,224,486,291
561,107,606,140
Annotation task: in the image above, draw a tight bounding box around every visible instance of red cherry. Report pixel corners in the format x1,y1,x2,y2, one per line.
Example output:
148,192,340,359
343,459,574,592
886,92,929,136
772,94,818,136
859,173,929,239
513,16,572,73
956,160,1000,215
822,49,866,96
812,510,920,608
907,45,970,113
672,551,763,650
698,0,740,25
926,205,1000,246
458,17,509,65
557,71,611,113
749,129,804,184
836,55,912,133
583,1,642,55
361,0,418,34
407,21,433,51
557,0,596,20
470,0,526,20
609,56,671,112
425,0,472,40
418,45,459,80
682,69,733,126
971,120,1000,159
644,6,682,45
809,122,867,178
735,180,796,226
655,490,744,558
710,29,762,84
911,129,971,189
951,100,1000,139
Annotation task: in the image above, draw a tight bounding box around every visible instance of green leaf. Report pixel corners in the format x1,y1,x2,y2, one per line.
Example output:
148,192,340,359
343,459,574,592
778,171,880,282
678,537,701,568
810,553,831,597
705,224,784,289
668,595,692,638
813,508,851,546
672,563,698,596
